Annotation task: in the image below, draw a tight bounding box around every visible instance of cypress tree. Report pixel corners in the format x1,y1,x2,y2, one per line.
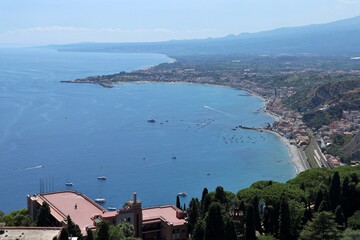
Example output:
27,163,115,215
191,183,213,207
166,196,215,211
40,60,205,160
201,187,209,210
252,196,262,234
300,212,340,240
318,200,328,212
67,215,83,239
334,205,345,228
59,228,69,240
224,219,237,240
202,194,212,216
86,228,94,240
188,198,200,234
192,219,205,240
314,189,323,212
278,196,292,240
36,202,52,227
215,186,227,206
245,205,256,240
176,195,181,209
341,176,351,218
97,221,109,240
329,172,341,211
205,202,225,240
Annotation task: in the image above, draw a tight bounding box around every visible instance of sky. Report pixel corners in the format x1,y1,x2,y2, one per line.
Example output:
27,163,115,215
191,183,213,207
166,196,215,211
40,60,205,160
0,0,360,46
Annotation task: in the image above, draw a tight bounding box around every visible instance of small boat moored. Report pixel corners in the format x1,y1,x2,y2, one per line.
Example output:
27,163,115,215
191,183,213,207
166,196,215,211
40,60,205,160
97,176,107,180
95,198,106,203
178,192,187,197
108,206,117,211
147,118,156,123
65,182,73,186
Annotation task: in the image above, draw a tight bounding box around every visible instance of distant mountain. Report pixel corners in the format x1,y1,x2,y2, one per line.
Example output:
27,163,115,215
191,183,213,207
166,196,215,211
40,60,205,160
51,15,360,56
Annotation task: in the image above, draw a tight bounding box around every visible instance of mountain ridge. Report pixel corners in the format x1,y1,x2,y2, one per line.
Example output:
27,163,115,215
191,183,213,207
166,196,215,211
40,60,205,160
51,15,360,56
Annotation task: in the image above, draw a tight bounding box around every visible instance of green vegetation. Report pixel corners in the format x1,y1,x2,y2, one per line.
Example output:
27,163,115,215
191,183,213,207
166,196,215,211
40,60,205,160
187,165,360,239
0,208,34,226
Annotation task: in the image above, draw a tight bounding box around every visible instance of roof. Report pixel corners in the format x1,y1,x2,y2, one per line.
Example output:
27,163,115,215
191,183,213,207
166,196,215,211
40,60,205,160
142,205,186,226
34,191,106,235
0,227,61,240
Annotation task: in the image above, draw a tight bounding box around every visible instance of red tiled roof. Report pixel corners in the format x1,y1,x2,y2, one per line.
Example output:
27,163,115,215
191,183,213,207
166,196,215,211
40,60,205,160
35,191,106,235
142,205,186,226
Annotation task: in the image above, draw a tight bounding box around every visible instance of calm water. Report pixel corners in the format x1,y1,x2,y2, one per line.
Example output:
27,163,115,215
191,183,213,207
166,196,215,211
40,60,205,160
0,48,295,213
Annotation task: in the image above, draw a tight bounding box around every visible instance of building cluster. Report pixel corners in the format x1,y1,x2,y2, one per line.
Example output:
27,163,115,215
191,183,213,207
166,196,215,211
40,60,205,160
27,191,187,240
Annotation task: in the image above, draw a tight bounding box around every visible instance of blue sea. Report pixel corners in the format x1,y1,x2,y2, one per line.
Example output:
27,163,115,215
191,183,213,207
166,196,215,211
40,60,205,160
0,48,295,213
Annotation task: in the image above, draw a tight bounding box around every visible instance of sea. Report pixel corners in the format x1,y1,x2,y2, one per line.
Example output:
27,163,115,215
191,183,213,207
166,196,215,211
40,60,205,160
0,48,295,213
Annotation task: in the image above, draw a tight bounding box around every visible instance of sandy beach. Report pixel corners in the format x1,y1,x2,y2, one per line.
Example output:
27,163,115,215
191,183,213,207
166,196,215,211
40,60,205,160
266,130,308,175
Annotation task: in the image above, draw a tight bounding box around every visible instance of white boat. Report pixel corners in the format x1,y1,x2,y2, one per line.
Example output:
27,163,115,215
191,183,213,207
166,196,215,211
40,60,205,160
178,192,187,197
95,198,106,203
108,206,117,211
65,182,73,186
97,176,107,180
147,118,156,123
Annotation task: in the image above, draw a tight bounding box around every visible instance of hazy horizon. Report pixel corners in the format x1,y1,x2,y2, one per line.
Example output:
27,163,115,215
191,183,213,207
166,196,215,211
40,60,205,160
1,0,360,46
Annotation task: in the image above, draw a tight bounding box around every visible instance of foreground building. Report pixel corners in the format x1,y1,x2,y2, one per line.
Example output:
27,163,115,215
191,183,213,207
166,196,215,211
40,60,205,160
27,191,187,240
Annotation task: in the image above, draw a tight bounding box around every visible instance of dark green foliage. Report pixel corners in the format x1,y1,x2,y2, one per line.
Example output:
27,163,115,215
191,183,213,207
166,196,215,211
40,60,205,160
278,196,293,240
329,172,341,211
86,228,95,240
37,202,52,227
192,219,205,240
245,205,256,240
334,206,345,228
299,211,340,240
252,196,262,234
202,194,213,216
0,209,33,226
59,228,69,240
224,219,237,240
205,202,225,240
176,195,181,209
348,210,360,230
97,221,110,240
215,186,227,205
201,188,208,210
314,189,323,212
67,215,83,239
188,198,200,234
341,228,360,240
318,200,329,212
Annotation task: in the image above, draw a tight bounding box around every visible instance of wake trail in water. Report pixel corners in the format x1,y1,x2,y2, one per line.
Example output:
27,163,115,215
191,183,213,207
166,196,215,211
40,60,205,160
204,106,228,115
22,165,44,171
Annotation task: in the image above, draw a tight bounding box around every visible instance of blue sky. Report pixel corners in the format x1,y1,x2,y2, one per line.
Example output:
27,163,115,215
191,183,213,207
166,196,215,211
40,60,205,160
1,0,360,45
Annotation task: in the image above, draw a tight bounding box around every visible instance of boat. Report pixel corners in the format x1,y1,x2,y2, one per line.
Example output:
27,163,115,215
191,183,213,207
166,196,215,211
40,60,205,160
97,176,107,180
95,198,106,203
65,182,73,186
108,206,117,211
178,192,187,197
147,118,156,123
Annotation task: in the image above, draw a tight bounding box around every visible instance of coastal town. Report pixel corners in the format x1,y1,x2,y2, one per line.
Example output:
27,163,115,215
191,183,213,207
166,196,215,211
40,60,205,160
65,55,360,172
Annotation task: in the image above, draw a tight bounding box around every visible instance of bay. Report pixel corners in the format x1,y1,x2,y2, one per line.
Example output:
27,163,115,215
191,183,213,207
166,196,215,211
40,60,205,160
0,48,295,213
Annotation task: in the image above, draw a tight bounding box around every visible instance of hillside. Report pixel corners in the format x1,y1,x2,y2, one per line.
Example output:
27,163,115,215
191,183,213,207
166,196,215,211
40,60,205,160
342,133,360,161
51,15,360,56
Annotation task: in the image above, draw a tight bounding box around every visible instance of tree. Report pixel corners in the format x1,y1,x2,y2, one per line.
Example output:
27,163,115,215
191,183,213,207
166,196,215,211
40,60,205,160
202,194,212,216
252,196,262,234
176,195,181,209
215,186,227,206
334,206,345,228
86,228,95,240
329,172,341,211
224,219,237,240
37,202,52,227
348,210,360,230
341,228,360,240
192,219,205,240
318,200,329,212
67,215,83,239
314,189,323,212
188,198,200,234
201,188,209,210
278,196,292,240
59,228,69,240
299,212,340,240
245,205,256,240
97,221,110,240
204,202,225,240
